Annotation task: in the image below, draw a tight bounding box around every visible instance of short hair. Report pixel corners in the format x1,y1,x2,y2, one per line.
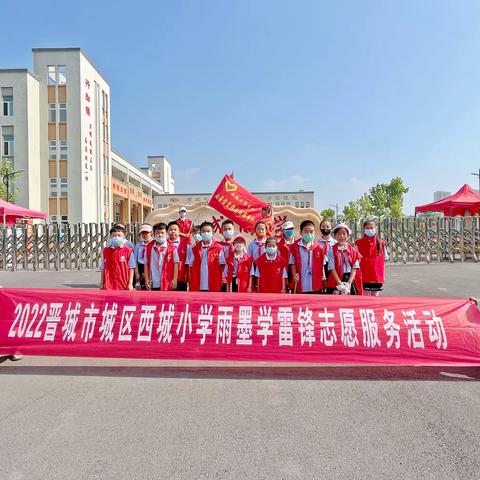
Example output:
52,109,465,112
193,224,201,231
300,220,315,231
113,223,126,232
221,219,234,228
109,226,125,235
255,221,267,230
200,221,214,230
320,219,332,228
167,221,180,230
265,236,278,246
153,222,167,232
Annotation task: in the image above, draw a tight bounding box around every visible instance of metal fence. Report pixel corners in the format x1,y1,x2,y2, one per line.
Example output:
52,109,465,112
0,217,479,271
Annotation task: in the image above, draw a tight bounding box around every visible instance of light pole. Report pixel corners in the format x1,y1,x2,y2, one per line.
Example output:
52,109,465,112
472,169,480,194
329,203,339,219
2,169,24,203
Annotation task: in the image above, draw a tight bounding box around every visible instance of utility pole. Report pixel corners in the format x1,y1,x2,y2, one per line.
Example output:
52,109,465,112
2,169,24,203
472,168,480,194
329,203,339,219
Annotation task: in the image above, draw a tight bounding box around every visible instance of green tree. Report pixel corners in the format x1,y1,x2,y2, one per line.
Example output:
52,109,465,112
343,177,409,219
342,200,361,219
0,160,15,202
320,208,335,219
385,177,409,218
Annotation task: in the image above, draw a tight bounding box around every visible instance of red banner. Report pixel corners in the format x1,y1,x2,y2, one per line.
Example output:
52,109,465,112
208,174,269,233
1,289,480,365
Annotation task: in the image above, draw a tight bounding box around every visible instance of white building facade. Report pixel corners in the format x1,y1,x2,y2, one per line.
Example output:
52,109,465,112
154,190,315,210
0,48,174,224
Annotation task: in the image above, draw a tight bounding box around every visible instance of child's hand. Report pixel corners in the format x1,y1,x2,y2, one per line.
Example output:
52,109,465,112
145,282,152,291
294,273,300,283
170,280,178,290
127,285,134,291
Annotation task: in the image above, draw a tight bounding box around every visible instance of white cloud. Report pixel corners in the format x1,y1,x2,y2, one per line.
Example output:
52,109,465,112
263,174,311,190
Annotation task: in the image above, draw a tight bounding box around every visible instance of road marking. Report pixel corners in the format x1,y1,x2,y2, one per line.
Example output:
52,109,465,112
437,287,447,291
440,371,475,380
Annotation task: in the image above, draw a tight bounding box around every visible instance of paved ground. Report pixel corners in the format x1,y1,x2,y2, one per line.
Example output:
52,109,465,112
1,263,480,479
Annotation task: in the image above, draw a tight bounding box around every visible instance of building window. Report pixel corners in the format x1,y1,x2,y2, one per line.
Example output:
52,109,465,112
306,201,310,208
48,65,56,85
49,178,58,197
60,141,67,160
103,155,109,174
49,104,56,122
60,177,68,197
2,127,14,158
59,103,67,122
58,65,66,85
61,215,68,223
295,201,299,207
49,215,57,223
300,201,305,208
49,141,57,160
104,186,110,205
2,88,13,116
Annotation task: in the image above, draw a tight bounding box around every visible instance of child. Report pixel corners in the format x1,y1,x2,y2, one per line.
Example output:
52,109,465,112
278,221,296,292
100,226,135,290
254,237,288,293
177,206,193,241
167,221,189,291
187,221,226,292
326,223,362,295
192,225,202,243
220,219,235,291
247,221,268,261
133,224,153,290
355,219,388,296
113,222,134,249
289,220,326,294
318,219,336,292
226,235,254,292
144,223,179,291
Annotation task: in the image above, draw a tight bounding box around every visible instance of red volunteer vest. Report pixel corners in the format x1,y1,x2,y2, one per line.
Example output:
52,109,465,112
169,238,188,282
177,217,193,235
231,253,254,292
355,236,386,284
102,245,133,290
326,243,363,294
256,253,287,293
189,240,224,292
289,240,325,293
145,241,177,290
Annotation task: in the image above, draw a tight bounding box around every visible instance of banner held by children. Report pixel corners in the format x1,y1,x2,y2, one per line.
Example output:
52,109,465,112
1,289,479,365
208,174,270,233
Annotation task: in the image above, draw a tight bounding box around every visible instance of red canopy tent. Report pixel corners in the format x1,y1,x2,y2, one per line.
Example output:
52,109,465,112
0,198,47,225
415,184,480,216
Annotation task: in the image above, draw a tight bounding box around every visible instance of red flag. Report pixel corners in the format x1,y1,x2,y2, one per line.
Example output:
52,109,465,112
208,174,269,233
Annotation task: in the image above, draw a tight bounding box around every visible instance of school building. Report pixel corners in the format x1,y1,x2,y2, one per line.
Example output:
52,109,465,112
154,190,315,209
0,48,174,224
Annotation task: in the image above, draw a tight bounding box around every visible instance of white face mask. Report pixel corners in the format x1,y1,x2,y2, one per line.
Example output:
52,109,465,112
155,235,166,244
223,229,235,240
234,243,245,252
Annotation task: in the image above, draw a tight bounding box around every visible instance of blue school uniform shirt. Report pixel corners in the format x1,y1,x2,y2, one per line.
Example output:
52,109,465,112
247,239,266,260
318,237,336,255
327,247,360,273
134,241,150,265
186,241,226,291
288,240,324,292
150,244,179,289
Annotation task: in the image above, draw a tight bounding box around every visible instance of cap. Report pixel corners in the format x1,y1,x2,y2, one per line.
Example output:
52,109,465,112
139,224,152,233
233,234,247,243
178,206,187,213
281,221,295,230
333,223,352,236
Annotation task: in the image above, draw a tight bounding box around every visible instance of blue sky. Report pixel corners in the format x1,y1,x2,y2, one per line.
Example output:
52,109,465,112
3,0,480,213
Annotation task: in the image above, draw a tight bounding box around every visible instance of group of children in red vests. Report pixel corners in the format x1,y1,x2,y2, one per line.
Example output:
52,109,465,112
100,206,388,295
